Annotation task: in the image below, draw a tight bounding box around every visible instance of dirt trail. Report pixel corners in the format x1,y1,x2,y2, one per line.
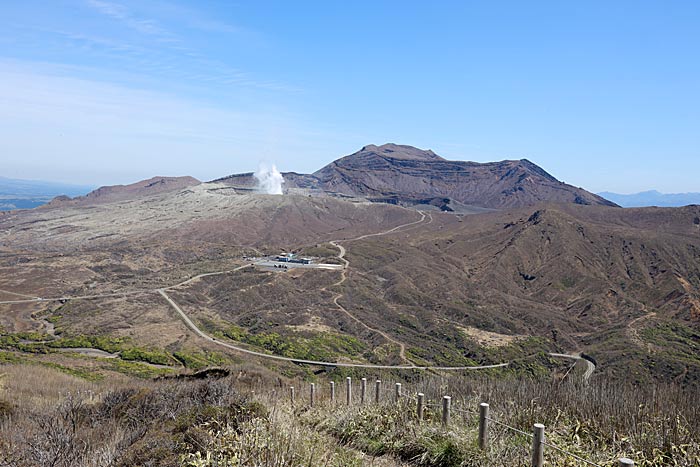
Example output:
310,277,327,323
0,288,40,300
0,290,154,305
627,311,657,352
165,264,253,290
328,211,428,365
4,208,594,373
157,288,507,370
54,347,178,369
29,312,56,337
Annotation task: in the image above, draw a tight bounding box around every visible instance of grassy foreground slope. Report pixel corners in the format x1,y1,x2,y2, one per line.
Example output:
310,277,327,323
1,363,698,466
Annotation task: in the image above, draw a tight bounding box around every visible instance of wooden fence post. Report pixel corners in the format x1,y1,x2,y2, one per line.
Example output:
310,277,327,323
375,379,381,403
395,382,402,402
532,423,545,467
361,378,367,404
310,383,315,408
330,381,335,403
289,386,295,405
478,402,489,450
442,396,451,426
417,393,424,421
346,376,352,405
619,459,635,467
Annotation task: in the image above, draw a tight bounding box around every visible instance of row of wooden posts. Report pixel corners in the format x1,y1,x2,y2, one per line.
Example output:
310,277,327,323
288,377,636,467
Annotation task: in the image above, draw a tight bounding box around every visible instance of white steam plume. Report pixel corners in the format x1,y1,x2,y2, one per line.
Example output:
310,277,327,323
254,163,284,195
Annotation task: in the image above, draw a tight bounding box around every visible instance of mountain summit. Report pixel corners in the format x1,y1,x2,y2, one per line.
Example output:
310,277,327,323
37,145,614,212
309,144,616,209
211,143,616,210
336,143,447,162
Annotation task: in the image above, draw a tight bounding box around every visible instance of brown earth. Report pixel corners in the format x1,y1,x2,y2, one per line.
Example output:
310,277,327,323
312,144,617,209
1,179,699,385
338,203,700,383
216,144,616,210
44,175,200,208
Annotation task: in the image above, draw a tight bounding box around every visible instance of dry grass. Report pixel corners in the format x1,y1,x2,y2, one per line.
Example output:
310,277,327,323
454,325,522,347
0,364,109,410
1,362,698,466
0,363,406,467
282,374,699,467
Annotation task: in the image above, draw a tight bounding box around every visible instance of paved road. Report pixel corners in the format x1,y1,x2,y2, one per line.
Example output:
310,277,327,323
549,352,596,381
160,287,509,370
2,209,597,375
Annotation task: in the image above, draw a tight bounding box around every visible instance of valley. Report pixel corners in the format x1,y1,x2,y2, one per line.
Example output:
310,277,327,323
4,3,699,463
1,161,699,386
1,145,699,467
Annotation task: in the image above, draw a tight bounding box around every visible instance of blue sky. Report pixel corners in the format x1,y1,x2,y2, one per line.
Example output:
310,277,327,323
1,1,698,193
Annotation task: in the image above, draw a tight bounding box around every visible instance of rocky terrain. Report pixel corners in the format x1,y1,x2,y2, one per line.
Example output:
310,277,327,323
0,186,698,386
0,147,698,388
340,203,700,383
218,144,617,210
44,176,200,208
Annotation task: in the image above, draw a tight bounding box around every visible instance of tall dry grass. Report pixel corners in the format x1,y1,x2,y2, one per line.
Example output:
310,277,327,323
273,373,699,466
1,363,698,466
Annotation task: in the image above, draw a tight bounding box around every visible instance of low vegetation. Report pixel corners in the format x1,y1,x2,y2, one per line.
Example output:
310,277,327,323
1,361,698,467
0,329,223,369
173,350,233,370
220,324,367,362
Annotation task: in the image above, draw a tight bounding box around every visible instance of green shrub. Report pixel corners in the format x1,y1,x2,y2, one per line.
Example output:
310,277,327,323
120,347,174,366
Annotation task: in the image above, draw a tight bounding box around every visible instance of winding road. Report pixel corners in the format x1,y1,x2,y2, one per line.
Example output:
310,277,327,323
157,287,508,370
1,209,596,376
326,210,429,365
549,352,596,381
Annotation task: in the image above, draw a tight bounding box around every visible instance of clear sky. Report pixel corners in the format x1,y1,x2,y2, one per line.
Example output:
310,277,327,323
1,1,698,193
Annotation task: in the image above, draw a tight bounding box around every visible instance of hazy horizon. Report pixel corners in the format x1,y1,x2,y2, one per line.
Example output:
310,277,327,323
4,172,700,201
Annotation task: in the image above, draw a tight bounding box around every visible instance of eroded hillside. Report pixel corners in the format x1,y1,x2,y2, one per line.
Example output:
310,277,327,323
1,183,699,386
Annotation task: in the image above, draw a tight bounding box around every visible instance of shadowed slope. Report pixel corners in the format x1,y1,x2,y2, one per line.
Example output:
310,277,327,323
312,144,617,209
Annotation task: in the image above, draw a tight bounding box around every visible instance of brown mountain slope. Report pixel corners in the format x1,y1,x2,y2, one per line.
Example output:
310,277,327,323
214,143,616,209
44,176,200,207
1,184,416,253
337,204,700,383
0,186,419,354
312,144,616,209
2,184,698,385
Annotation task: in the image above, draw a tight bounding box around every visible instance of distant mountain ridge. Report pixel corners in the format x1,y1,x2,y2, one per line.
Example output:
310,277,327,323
25,144,614,212
217,143,616,210
45,176,200,208
311,144,615,209
599,190,700,208
0,176,94,211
